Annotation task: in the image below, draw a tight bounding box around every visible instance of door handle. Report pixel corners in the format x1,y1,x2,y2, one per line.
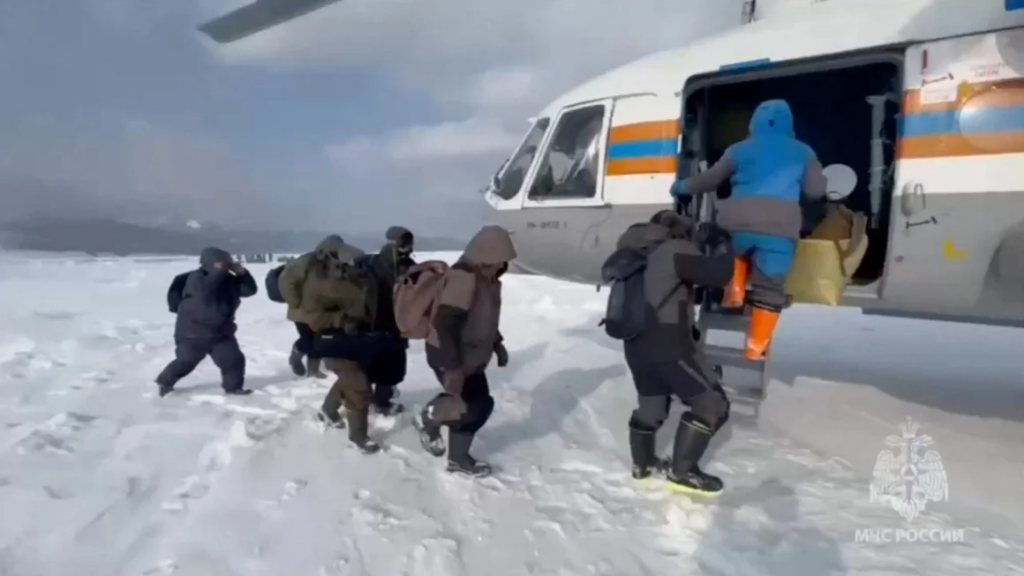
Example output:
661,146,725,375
900,181,926,217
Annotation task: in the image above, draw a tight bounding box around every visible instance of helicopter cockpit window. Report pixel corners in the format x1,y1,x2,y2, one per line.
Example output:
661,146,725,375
527,104,605,200
492,118,550,200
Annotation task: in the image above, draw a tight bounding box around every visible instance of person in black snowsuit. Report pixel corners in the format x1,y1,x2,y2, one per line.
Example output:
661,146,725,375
355,226,416,416
609,210,734,495
156,247,258,397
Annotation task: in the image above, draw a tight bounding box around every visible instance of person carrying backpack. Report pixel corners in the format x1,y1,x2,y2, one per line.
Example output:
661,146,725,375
407,225,516,478
601,210,734,496
156,247,258,397
278,235,348,379
288,240,395,453
354,226,417,416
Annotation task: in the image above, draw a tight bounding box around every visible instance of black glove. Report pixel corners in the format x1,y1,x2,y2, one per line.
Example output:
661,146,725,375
494,342,509,367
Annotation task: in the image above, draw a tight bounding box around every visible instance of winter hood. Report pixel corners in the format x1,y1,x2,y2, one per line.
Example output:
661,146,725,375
314,234,346,260
199,246,232,270
749,99,795,138
461,225,517,265
314,234,363,265
385,226,414,247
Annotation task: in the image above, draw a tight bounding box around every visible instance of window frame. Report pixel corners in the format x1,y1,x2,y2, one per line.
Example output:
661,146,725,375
521,99,613,209
487,117,551,203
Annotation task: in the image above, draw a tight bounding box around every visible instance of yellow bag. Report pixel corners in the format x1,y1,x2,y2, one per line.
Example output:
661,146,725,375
785,239,846,305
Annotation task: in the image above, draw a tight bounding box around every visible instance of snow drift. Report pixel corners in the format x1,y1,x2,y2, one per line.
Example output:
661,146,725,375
0,253,1020,576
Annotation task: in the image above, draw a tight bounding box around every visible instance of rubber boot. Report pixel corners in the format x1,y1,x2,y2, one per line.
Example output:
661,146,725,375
721,256,750,309
345,409,381,454
745,306,781,360
628,421,669,479
666,412,724,496
288,346,306,377
307,357,327,379
445,430,492,477
317,408,346,429
414,402,445,457
372,384,405,416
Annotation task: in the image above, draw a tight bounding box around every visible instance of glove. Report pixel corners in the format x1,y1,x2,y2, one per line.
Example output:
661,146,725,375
432,393,467,421
442,368,465,396
670,179,688,199
494,342,509,368
230,262,246,275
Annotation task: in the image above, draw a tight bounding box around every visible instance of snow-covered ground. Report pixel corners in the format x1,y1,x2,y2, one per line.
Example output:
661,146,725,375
0,252,1021,576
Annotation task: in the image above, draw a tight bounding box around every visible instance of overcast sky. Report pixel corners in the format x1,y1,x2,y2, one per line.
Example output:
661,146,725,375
0,0,743,236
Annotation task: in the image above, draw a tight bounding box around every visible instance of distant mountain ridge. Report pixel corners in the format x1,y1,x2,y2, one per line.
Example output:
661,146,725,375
0,218,466,256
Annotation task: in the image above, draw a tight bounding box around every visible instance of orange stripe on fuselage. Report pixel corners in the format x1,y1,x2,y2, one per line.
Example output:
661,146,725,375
897,131,1024,159
899,77,1024,159
903,77,1024,114
608,120,680,144
606,78,1024,167
606,156,677,176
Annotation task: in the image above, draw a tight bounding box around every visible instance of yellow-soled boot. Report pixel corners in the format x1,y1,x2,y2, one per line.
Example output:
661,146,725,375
664,413,724,497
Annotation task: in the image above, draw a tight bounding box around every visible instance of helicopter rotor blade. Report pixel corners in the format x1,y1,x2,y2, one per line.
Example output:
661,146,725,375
198,0,344,44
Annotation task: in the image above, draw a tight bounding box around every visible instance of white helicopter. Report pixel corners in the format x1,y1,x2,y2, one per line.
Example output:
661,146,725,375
199,0,1024,371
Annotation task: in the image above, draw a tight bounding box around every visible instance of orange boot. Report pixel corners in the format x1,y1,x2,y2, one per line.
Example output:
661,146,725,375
745,307,781,360
721,257,749,309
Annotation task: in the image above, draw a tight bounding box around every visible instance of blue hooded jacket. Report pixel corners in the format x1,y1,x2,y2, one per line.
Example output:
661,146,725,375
672,99,827,239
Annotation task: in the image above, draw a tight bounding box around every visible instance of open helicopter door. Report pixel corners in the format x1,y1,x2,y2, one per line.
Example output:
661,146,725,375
680,87,767,374
876,29,1024,321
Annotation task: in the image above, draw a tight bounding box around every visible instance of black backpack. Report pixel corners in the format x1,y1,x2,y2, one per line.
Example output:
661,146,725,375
166,272,190,313
599,248,682,341
265,265,286,303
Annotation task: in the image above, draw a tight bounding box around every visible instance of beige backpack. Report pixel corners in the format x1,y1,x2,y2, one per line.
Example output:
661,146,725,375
393,260,450,339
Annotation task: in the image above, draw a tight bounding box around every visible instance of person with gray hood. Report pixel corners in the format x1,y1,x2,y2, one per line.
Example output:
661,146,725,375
279,234,347,379
602,211,733,496
157,247,258,397
413,225,516,478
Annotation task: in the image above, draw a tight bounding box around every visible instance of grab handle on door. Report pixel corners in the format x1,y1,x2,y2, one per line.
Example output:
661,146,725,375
900,181,926,218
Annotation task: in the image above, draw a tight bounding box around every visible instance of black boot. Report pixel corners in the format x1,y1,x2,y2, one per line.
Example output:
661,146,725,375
317,408,346,429
345,409,381,454
288,347,306,377
413,403,445,457
666,412,724,496
628,420,669,479
445,430,492,477
224,388,253,396
372,385,405,416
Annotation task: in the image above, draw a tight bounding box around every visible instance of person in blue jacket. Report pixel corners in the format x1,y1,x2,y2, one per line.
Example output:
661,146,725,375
671,99,827,360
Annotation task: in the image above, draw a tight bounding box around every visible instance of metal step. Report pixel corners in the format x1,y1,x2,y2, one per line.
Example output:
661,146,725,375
704,344,765,373
699,310,750,333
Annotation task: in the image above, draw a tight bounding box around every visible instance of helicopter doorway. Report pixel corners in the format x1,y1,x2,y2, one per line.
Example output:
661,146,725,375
682,54,902,287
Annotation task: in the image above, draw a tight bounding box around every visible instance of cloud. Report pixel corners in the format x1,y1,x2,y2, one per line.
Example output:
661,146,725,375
0,116,273,227
203,0,746,233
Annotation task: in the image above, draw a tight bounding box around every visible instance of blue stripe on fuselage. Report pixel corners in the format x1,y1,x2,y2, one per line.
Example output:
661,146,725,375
606,138,677,159
900,105,1024,137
